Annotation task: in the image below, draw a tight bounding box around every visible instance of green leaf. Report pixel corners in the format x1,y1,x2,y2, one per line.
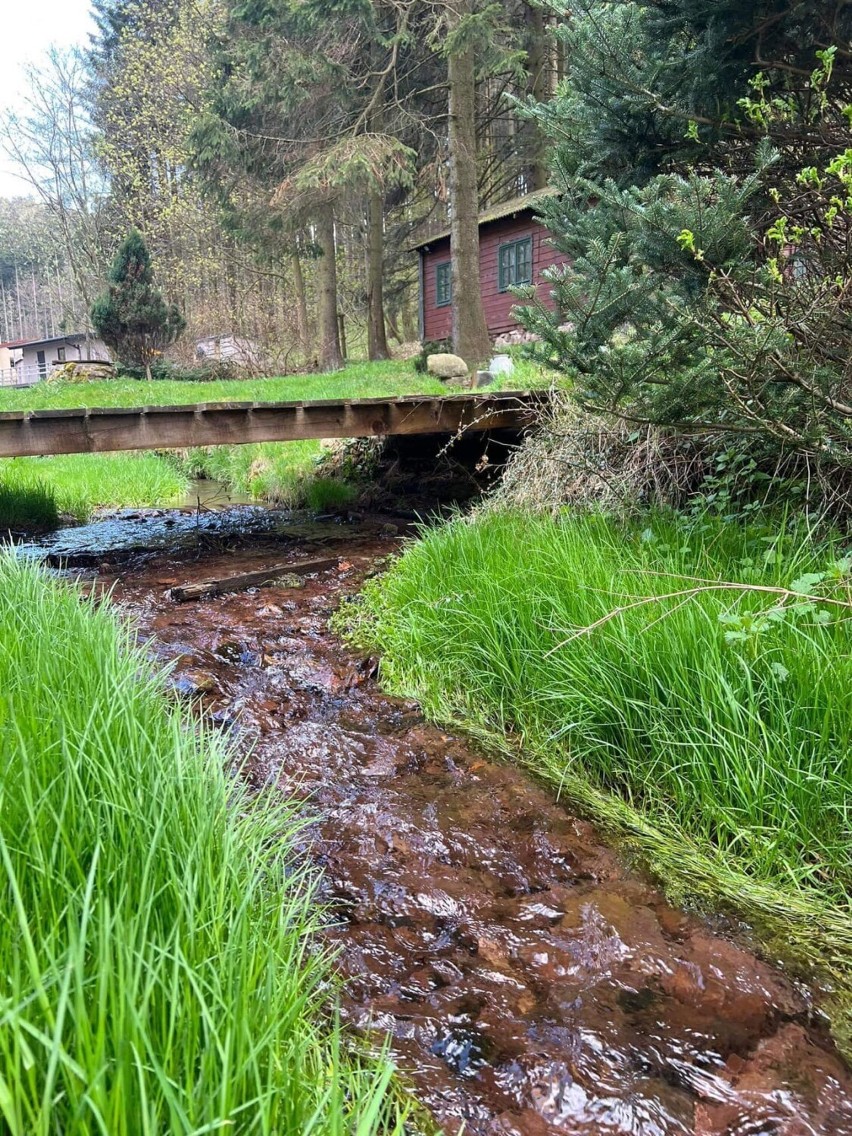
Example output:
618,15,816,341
790,572,825,595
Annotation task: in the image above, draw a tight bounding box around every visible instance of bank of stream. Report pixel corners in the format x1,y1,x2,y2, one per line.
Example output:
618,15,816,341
27,507,852,1135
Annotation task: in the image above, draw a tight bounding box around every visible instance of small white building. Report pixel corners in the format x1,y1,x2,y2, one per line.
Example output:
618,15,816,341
195,333,259,369
0,333,111,386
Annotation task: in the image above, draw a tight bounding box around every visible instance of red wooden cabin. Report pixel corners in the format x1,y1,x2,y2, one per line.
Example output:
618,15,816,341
412,188,567,345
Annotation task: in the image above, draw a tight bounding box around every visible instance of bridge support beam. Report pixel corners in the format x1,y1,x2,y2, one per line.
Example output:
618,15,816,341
0,392,545,458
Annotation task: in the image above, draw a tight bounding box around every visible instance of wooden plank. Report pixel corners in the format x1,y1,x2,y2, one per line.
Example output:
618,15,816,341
169,555,340,602
0,391,545,458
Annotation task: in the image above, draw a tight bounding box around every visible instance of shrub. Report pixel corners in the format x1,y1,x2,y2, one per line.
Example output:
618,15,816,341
91,229,186,380
516,7,852,500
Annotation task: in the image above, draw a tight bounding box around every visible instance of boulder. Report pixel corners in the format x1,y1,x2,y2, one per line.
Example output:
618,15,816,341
47,360,116,384
426,352,469,381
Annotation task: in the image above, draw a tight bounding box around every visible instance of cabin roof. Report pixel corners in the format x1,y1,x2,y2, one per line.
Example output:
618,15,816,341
410,187,559,251
0,333,90,350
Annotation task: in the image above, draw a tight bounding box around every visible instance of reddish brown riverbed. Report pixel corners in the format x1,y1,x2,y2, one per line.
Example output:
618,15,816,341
68,513,852,1135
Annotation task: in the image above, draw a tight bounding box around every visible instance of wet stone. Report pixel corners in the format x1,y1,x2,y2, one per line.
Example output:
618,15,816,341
171,669,218,697
272,572,306,588
213,640,261,666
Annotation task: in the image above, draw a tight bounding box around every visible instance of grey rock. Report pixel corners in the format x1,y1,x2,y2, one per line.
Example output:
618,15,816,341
426,353,469,380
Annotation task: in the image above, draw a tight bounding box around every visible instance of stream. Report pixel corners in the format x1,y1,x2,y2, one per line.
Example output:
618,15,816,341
26,507,852,1135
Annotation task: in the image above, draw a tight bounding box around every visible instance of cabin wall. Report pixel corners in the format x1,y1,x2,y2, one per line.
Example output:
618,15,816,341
19,338,110,370
420,211,566,344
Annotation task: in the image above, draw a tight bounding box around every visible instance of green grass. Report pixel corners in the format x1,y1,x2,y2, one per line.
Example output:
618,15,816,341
0,454,191,522
0,356,551,414
0,360,449,412
0,554,407,1134
0,476,59,532
305,477,358,512
174,440,326,504
347,510,852,985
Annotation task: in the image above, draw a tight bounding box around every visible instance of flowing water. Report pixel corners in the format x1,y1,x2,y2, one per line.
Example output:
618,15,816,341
35,509,852,1135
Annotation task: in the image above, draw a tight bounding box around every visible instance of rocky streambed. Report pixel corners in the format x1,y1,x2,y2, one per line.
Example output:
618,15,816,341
35,507,852,1136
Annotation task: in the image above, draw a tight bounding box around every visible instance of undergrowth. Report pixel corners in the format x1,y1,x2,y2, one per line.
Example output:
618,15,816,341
0,555,407,1133
344,510,852,1015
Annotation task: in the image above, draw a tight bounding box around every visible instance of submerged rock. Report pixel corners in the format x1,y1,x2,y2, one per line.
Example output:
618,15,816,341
172,670,218,697
272,572,306,589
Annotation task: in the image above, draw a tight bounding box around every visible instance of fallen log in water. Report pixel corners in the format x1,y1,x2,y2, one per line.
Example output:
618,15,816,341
169,556,340,601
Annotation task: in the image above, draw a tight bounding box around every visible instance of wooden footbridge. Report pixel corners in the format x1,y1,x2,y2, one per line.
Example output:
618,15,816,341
0,391,546,458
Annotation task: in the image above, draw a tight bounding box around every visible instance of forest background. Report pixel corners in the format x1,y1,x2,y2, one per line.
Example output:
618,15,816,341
0,0,556,373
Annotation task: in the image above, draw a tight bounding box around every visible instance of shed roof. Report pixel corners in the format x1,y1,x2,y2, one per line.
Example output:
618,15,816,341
410,187,558,251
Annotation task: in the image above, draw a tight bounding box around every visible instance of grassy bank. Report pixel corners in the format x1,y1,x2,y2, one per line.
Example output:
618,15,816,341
0,453,190,524
0,475,59,531
347,511,852,992
174,439,329,504
0,359,443,411
0,555,405,1133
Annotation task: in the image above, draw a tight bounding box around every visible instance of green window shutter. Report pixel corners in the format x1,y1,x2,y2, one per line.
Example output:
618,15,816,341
436,262,451,306
498,244,513,291
516,237,532,284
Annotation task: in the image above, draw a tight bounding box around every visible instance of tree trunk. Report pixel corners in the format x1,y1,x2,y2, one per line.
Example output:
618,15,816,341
366,190,390,360
366,13,391,364
525,1,550,190
290,243,311,357
315,204,344,371
448,29,490,369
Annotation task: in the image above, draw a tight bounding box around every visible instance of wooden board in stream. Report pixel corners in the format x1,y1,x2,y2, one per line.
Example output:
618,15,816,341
170,556,341,601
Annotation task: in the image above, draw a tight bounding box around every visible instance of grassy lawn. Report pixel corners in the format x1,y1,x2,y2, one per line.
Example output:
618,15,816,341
0,357,552,520
0,356,551,414
0,360,442,411
0,555,407,1133
346,510,852,996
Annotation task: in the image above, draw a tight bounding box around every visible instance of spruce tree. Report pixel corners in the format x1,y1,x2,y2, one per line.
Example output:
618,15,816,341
91,229,185,379
514,1,852,471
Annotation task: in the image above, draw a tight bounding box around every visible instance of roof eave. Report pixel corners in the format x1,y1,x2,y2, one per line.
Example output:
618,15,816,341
409,187,559,252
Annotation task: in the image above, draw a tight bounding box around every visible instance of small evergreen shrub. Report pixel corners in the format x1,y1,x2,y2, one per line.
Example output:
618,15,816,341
92,230,186,379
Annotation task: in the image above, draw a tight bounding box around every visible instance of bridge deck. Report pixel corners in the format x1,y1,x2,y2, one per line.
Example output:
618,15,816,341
0,390,546,459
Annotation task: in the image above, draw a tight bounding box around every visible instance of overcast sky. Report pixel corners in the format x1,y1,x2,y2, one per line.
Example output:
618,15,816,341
0,0,95,197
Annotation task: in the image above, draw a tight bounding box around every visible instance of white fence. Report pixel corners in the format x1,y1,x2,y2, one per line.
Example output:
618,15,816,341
0,365,50,387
